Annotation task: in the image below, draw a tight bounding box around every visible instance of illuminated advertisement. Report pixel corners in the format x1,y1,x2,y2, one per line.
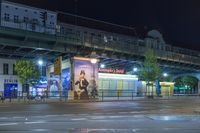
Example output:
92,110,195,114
74,57,98,100
62,68,70,96
49,68,70,97
98,68,125,74
4,84,18,98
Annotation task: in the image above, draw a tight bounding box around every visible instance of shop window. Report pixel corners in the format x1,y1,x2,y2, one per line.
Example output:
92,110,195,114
3,63,9,75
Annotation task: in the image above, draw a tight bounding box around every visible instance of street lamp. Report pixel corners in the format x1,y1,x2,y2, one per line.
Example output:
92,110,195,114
163,73,168,77
133,67,138,72
38,60,43,66
91,58,98,64
100,64,105,68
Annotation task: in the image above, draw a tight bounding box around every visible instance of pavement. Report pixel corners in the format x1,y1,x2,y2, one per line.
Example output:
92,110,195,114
0,99,200,133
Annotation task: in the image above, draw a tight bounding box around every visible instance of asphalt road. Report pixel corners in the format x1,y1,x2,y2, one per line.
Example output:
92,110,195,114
0,99,200,133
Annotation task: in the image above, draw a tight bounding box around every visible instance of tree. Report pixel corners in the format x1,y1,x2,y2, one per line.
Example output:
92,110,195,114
175,76,198,93
139,48,161,96
15,60,40,86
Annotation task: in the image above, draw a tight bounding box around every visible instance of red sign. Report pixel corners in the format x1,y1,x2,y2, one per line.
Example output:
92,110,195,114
98,68,125,74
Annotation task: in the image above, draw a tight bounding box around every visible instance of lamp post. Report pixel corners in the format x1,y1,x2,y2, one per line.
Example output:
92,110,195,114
37,59,43,96
91,58,98,98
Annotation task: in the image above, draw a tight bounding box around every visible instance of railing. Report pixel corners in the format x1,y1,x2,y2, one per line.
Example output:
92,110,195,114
0,90,199,103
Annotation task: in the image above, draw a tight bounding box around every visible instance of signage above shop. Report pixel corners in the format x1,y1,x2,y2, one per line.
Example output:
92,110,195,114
4,79,18,84
98,68,125,74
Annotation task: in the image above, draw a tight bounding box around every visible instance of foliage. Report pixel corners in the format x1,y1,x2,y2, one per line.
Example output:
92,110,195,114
175,76,198,89
139,48,161,83
15,60,40,84
160,75,173,82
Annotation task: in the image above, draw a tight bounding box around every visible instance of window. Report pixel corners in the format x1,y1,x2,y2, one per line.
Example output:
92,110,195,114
6,6,9,8
25,9,28,12
15,7,18,10
32,19,38,23
34,11,37,14
14,15,19,23
13,64,17,75
50,22,54,25
3,64,9,75
23,17,28,23
4,13,9,21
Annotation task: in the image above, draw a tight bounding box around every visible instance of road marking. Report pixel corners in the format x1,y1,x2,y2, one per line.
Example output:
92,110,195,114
71,118,87,121
118,112,129,114
0,117,9,120
12,116,25,119
0,123,18,126
25,121,46,124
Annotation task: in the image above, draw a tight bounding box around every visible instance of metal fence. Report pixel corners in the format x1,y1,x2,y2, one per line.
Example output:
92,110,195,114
0,90,199,103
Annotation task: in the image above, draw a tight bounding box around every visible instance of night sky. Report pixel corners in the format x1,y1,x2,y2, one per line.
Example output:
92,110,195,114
10,0,200,51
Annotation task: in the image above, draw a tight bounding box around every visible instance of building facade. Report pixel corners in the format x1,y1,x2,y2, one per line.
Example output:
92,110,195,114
0,58,22,97
0,0,57,34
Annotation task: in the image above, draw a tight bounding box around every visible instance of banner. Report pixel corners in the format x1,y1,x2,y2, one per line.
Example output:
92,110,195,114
74,57,98,100
54,56,62,75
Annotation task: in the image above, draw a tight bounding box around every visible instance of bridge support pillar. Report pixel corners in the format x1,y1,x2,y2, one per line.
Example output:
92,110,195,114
198,81,200,95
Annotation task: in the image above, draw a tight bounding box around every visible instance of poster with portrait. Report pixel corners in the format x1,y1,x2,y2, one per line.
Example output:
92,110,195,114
74,57,98,100
49,68,70,97
62,68,70,96
49,73,60,97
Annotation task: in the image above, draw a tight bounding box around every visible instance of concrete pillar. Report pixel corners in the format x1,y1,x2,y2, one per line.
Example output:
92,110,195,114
198,80,200,95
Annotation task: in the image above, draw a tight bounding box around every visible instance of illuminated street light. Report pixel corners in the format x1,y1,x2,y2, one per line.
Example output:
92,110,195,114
100,64,105,68
38,60,43,66
133,67,138,72
163,73,168,77
91,58,97,64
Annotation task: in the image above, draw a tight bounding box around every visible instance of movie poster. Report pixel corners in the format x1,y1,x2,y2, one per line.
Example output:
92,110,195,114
74,57,98,100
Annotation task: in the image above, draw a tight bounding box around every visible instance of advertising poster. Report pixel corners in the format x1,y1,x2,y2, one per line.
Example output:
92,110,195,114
49,73,60,97
74,57,98,100
62,68,70,96
49,68,70,97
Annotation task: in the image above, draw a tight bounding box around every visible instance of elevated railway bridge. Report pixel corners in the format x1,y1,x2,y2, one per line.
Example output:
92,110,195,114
0,26,199,79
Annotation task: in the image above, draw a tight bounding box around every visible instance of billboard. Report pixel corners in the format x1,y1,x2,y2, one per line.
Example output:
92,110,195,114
74,57,98,100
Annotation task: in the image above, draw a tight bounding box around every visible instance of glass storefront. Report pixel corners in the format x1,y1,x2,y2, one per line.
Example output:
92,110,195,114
98,73,138,97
